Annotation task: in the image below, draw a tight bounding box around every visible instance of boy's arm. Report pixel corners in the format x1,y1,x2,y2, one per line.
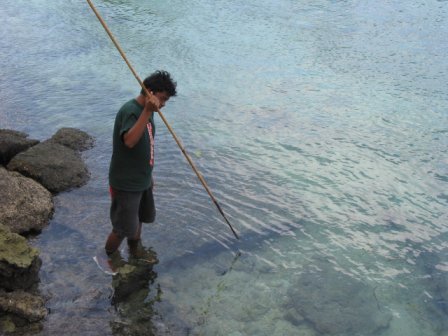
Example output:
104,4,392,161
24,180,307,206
123,94,159,148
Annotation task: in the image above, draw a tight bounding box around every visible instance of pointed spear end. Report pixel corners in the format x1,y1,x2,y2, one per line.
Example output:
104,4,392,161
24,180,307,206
214,200,239,240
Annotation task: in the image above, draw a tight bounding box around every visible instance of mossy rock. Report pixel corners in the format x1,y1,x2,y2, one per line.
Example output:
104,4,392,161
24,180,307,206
0,225,41,290
111,261,156,305
0,315,16,334
0,290,47,323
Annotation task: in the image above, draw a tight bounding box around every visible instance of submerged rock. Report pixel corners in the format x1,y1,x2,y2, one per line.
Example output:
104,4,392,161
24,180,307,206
287,261,391,335
0,225,41,291
110,250,159,336
50,127,94,152
0,129,39,165
7,140,89,193
112,259,157,305
415,250,448,332
0,167,53,234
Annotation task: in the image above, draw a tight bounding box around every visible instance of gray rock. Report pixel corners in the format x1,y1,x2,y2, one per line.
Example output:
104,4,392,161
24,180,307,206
284,307,305,326
50,127,94,152
0,224,41,291
0,290,47,323
7,140,90,193
0,129,39,165
287,261,391,335
0,167,53,234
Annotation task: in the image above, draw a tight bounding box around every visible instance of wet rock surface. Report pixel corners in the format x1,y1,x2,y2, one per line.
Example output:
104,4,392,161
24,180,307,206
7,140,89,193
0,130,39,165
287,260,392,335
0,167,53,234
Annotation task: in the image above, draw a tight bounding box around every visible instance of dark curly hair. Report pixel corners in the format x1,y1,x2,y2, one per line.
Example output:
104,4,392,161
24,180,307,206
141,70,177,97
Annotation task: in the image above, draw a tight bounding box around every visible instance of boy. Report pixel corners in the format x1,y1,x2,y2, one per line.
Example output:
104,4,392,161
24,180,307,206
105,70,177,258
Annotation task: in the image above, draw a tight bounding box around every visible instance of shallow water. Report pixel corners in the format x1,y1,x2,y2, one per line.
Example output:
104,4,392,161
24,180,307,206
1,0,448,335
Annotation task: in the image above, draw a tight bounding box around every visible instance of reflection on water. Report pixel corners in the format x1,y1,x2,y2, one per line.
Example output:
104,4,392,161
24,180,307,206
1,0,448,335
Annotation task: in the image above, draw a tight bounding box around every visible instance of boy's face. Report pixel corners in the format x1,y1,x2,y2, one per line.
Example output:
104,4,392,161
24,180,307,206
154,91,170,109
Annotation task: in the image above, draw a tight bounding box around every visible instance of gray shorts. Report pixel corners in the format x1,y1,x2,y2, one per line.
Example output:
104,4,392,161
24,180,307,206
109,186,156,238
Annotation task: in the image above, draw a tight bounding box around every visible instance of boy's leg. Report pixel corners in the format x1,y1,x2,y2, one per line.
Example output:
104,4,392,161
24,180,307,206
139,187,156,224
108,187,141,255
128,188,156,260
105,230,124,255
127,222,142,255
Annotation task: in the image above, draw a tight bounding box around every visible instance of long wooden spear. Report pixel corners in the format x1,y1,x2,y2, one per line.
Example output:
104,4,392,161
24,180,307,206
86,0,239,239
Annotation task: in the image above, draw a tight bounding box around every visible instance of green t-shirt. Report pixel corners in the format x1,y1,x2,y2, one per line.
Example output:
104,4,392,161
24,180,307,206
109,99,156,191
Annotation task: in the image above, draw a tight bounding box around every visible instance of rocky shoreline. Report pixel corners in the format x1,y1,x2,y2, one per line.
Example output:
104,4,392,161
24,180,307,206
0,128,93,334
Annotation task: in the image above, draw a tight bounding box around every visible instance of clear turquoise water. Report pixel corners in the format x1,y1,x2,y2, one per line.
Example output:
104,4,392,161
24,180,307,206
1,0,447,335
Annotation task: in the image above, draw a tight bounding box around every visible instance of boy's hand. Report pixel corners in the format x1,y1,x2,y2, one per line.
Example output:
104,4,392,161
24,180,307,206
143,92,160,113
